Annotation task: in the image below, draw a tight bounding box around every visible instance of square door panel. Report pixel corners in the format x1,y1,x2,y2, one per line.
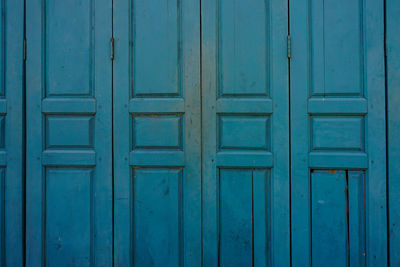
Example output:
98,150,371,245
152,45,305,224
218,115,270,151
311,116,364,151
45,115,94,149
132,115,183,150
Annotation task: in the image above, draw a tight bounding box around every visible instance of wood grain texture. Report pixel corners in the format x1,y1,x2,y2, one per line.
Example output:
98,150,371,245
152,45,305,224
26,0,113,265
113,0,201,265
290,0,387,265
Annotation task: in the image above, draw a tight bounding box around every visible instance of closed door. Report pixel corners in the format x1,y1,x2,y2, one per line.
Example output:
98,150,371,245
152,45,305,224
0,1,24,266
26,0,113,265
201,0,289,266
290,0,387,266
113,0,201,266
25,0,388,266
113,0,289,266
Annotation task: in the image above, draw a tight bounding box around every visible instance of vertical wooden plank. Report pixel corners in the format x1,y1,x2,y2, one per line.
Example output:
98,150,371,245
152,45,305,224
289,0,310,264
25,0,43,264
364,0,387,264
348,171,366,267
182,0,202,265
270,0,290,265
0,168,3,266
0,169,4,266
94,0,113,265
253,169,269,267
387,0,400,265
4,0,24,265
311,170,347,267
113,0,130,265
201,0,218,264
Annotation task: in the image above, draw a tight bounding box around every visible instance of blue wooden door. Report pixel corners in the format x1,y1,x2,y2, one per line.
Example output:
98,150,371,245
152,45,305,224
290,0,387,266
201,0,289,266
113,0,201,266
26,0,113,265
0,0,24,266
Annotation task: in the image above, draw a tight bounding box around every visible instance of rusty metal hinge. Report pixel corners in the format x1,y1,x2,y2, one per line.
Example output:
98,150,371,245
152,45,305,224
23,38,27,61
287,35,291,59
110,37,114,61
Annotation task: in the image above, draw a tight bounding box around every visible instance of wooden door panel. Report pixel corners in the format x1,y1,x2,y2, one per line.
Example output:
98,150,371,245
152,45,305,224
0,0,24,265
201,0,290,265
290,0,387,265
26,0,113,265
113,0,201,265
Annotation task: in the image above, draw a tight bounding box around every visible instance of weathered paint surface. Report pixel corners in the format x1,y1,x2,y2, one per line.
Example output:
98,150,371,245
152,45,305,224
387,0,400,265
113,0,201,266
0,0,24,266
26,0,113,265
3,0,396,266
290,0,387,266
201,0,290,265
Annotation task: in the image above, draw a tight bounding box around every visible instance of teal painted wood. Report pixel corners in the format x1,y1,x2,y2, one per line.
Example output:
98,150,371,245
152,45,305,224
311,171,348,266
290,0,387,265
0,0,24,266
311,171,366,266
113,0,201,265
26,0,113,265
387,0,400,264
201,0,290,265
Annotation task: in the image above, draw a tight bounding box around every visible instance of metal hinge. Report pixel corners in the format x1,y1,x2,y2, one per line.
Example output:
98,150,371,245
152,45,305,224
23,38,27,61
287,35,291,59
110,37,114,61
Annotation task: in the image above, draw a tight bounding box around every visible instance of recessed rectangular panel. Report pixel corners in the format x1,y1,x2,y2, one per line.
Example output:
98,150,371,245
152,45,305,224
46,115,94,149
133,115,183,150
46,0,92,97
133,168,182,266
311,170,347,267
0,116,5,148
219,169,253,266
219,115,270,151
219,169,270,265
311,170,366,267
133,0,181,97
253,169,269,266
311,0,362,96
311,116,364,151
219,0,269,97
45,168,92,266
